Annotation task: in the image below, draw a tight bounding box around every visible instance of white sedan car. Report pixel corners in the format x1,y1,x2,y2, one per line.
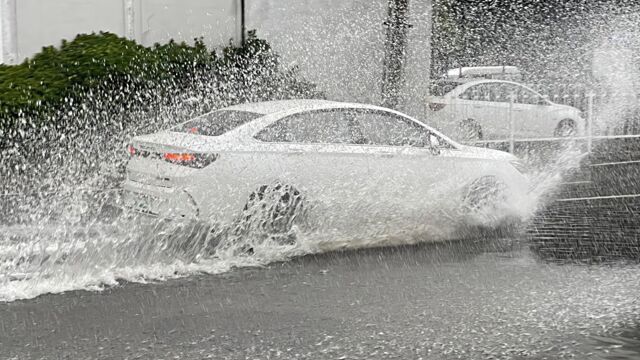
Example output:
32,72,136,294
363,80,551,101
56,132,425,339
123,100,530,250
427,79,585,142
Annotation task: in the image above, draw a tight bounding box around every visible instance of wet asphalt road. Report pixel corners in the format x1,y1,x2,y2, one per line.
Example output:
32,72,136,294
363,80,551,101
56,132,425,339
0,239,639,360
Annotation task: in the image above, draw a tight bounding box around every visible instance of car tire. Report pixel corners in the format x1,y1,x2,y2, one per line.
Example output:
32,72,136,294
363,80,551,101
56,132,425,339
457,118,483,143
554,119,576,137
622,109,640,135
217,182,305,255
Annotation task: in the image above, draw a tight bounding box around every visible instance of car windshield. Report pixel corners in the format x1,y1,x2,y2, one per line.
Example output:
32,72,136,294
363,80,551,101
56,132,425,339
172,110,261,136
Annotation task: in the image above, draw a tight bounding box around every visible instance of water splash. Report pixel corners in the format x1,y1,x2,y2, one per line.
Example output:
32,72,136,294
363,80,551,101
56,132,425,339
2,5,640,303
0,92,586,302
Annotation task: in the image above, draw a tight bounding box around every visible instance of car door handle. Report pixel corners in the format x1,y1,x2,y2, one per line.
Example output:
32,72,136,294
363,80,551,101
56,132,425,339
379,153,394,158
288,145,306,153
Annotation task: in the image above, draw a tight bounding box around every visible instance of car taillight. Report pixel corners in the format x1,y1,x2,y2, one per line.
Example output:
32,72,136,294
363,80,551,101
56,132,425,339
429,102,447,111
163,153,196,163
127,144,217,168
162,152,218,168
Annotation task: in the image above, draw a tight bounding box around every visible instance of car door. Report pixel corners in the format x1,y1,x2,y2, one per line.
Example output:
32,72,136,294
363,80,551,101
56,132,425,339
351,109,465,240
253,108,377,237
455,83,511,140
509,84,558,138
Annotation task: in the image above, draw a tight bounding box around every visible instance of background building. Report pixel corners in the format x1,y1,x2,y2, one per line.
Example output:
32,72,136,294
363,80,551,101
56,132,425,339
0,0,432,117
0,0,241,65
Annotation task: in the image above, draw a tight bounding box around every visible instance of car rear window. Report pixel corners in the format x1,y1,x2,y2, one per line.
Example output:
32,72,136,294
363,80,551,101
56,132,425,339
173,110,261,136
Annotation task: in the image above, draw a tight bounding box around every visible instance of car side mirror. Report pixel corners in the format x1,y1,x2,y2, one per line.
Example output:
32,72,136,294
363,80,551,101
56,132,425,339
429,134,442,155
402,136,429,148
538,96,550,106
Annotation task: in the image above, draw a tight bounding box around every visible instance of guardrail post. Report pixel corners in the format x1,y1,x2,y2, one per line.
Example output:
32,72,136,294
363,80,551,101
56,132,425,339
124,0,136,40
587,91,594,153
509,92,515,153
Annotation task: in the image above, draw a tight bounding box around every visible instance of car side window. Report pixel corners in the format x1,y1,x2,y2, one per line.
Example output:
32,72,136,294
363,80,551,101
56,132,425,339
463,83,545,105
460,84,505,102
354,110,433,147
255,110,361,144
460,84,484,101
514,85,546,105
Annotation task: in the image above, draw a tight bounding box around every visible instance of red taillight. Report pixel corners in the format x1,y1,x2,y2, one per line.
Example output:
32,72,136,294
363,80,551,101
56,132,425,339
162,152,217,168
429,102,446,111
163,153,196,163
127,143,216,168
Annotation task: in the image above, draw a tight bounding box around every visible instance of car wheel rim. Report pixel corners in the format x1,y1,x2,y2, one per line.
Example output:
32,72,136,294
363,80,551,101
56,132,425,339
555,121,576,137
218,183,305,255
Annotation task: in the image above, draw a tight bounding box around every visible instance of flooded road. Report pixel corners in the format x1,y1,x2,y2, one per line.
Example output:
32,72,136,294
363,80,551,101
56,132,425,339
1,238,638,359
1,2,640,359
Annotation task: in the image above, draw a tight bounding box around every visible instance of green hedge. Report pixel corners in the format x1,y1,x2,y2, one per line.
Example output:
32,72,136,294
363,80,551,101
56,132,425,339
1,33,153,119
0,31,322,136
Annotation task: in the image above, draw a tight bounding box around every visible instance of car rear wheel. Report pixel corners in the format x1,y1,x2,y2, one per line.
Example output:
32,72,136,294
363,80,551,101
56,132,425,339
457,118,483,143
622,109,640,134
216,182,305,255
554,119,576,137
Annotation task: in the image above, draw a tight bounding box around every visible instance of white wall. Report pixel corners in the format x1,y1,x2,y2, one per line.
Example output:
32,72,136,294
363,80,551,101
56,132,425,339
16,0,126,59
137,0,239,48
248,0,432,118
0,1,4,63
0,4,3,64
1,0,432,116
1,0,240,64
1,0,18,64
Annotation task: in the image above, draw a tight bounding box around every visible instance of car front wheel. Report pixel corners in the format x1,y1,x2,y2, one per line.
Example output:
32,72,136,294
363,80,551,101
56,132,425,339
215,182,306,256
554,119,576,137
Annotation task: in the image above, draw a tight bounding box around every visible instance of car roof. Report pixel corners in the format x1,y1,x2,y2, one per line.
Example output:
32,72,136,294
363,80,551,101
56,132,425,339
445,66,520,78
455,79,522,86
432,78,522,93
197,99,462,149
222,99,345,115
444,79,537,93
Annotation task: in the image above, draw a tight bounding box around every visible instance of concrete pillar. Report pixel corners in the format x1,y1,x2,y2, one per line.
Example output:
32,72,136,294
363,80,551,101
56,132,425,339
0,0,18,64
401,0,432,119
123,0,136,41
381,0,411,110
235,0,244,47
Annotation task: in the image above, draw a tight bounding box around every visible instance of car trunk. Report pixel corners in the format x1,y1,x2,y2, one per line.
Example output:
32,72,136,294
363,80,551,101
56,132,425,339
126,131,221,185
123,132,223,218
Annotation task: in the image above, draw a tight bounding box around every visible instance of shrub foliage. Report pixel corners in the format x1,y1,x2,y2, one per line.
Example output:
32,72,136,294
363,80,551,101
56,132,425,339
0,30,322,140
